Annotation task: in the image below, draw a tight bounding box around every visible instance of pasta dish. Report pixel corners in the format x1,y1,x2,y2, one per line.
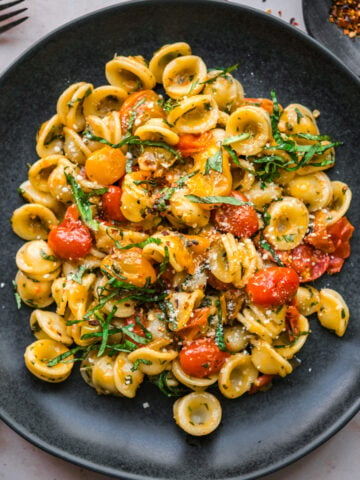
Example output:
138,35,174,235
11,42,354,436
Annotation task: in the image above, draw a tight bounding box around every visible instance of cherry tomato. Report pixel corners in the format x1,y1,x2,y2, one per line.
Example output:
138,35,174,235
85,146,126,186
278,244,330,283
48,205,92,260
246,266,299,307
242,98,277,114
102,185,126,222
176,132,213,157
285,305,300,341
101,247,157,287
327,217,354,259
119,90,165,133
176,307,210,341
213,191,259,238
327,255,344,275
179,337,229,378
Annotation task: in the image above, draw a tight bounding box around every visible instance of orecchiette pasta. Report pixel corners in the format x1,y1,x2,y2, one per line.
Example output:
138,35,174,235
12,42,354,437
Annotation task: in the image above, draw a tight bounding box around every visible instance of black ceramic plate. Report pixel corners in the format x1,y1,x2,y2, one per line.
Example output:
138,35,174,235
0,1,359,479
303,0,360,76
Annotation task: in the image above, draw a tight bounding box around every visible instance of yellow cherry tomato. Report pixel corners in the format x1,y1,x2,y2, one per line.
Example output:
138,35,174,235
85,146,126,185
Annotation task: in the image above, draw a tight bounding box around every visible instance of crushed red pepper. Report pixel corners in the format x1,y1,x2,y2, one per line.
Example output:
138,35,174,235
329,0,359,38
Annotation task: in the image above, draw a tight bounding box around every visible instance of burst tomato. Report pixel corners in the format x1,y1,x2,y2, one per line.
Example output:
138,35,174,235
242,97,277,114
246,266,299,307
119,90,165,133
176,132,213,157
179,337,229,378
327,217,354,259
102,185,126,222
278,244,330,283
176,307,210,341
48,205,92,260
213,191,259,238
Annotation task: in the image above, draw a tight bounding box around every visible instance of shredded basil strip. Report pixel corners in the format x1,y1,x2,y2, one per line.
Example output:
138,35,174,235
202,63,240,85
150,371,189,397
64,171,99,231
67,265,88,284
223,144,241,166
259,238,285,266
222,133,251,145
39,250,57,262
184,194,254,206
214,299,227,352
83,131,182,162
204,149,223,174
131,358,152,372
117,237,162,250
97,305,117,357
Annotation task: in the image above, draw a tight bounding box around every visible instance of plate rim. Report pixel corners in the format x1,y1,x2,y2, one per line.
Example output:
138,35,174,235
0,1,359,479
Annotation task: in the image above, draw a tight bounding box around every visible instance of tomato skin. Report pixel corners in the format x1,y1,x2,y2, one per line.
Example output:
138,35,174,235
305,215,354,259
213,191,259,238
242,98,277,114
119,90,165,133
179,337,229,378
48,205,92,260
278,244,330,283
327,217,354,259
176,307,210,341
102,186,126,222
246,267,299,307
176,132,213,157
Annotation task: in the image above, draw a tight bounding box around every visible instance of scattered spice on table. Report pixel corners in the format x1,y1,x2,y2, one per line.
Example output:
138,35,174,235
329,0,359,39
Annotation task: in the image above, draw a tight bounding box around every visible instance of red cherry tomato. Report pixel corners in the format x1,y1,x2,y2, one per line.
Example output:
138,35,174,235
176,132,213,157
246,266,299,307
213,191,259,238
179,337,229,378
102,185,126,222
327,217,354,259
278,244,330,283
48,205,92,260
119,90,165,133
327,255,345,275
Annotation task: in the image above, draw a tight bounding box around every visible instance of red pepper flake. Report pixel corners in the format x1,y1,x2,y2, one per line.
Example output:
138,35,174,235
329,0,359,38
278,10,282,17
266,9,272,14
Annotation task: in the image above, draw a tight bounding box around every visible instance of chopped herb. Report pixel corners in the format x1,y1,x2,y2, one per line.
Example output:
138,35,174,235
67,86,92,108
12,280,21,310
150,371,189,397
39,250,57,262
184,194,254,206
67,265,87,284
83,131,183,163
214,299,227,352
64,171,100,231
131,358,152,371
294,107,304,123
202,63,239,85
223,133,251,145
117,237,162,250
259,237,285,266
204,149,223,174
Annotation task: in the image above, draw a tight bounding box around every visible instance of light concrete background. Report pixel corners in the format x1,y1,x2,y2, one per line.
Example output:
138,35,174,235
1,1,359,479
